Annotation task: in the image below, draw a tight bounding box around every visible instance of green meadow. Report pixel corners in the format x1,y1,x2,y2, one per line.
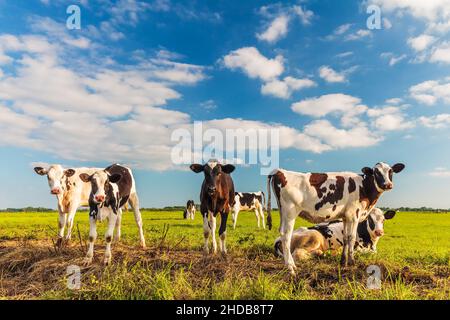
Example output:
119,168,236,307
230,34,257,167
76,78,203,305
0,210,448,299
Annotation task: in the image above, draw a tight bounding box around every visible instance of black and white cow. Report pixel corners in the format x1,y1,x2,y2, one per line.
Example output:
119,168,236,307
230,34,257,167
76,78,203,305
34,165,102,246
274,208,397,260
267,162,405,274
190,159,235,255
79,164,146,265
183,200,196,220
232,192,266,229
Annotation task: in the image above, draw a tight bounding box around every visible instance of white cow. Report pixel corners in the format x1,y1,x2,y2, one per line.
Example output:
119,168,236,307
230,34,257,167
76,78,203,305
267,162,405,274
232,192,266,229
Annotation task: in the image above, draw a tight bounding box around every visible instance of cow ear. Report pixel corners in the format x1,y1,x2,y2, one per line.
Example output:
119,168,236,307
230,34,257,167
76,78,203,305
109,174,122,183
392,163,405,173
79,173,92,183
384,210,396,220
64,169,76,177
190,164,204,173
362,167,373,175
34,167,48,175
221,164,235,174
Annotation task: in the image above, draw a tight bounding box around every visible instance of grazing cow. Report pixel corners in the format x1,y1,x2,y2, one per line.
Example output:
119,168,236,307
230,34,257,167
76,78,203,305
34,165,102,246
267,162,405,274
190,159,235,255
232,192,266,229
274,208,396,260
79,164,146,265
183,200,196,220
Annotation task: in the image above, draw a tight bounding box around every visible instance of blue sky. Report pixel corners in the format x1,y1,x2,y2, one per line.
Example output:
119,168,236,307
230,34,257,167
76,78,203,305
0,0,450,209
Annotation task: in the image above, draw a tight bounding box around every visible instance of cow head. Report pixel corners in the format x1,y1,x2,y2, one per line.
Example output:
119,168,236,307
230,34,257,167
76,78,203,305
190,159,235,196
34,165,76,195
79,170,122,204
361,162,405,192
367,208,396,239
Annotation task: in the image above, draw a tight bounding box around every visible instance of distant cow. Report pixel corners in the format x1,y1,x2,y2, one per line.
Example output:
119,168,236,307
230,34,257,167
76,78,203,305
183,200,196,220
79,164,146,265
267,162,405,274
34,165,102,246
274,208,396,260
190,159,235,255
232,192,266,229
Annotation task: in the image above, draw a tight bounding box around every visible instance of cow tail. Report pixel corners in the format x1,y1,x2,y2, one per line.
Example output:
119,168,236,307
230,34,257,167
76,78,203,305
266,174,273,230
261,191,266,211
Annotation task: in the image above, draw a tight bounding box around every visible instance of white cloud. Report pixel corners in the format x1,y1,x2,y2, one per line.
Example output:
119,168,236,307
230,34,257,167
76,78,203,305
367,106,415,131
222,47,284,81
407,34,437,52
430,42,450,63
335,51,353,58
345,29,372,41
419,114,450,128
318,66,346,83
429,167,450,177
383,18,393,29
303,120,381,149
385,98,403,105
292,5,314,25
380,52,407,66
409,79,450,106
291,94,365,118
261,76,316,99
257,15,290,43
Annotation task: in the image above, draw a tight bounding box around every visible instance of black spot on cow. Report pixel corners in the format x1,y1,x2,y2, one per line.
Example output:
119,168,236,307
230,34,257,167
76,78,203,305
314,176,345,211
348,177,356,193
309,173,328,198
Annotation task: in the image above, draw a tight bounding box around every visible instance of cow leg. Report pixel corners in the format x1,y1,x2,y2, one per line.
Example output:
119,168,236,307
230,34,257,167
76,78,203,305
259,205,266,230
202,212,211,254
280,206,297,275
57,212,67,247
254,208,261,228
115,208,122,242
104,211,117,266
84,216,97,265
209,211,217,254
65,202,79,242
129,192,146,248
219,211,228,255
232,207,239,230
341,216,358,267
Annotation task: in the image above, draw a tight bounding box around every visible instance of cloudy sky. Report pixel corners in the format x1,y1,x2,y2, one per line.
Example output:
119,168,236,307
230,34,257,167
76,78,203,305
1,0,450,209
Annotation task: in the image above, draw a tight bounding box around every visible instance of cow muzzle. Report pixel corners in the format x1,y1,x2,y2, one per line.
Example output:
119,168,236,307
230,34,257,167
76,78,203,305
95,195,105,203
207,187,216,195
51,188,61,195
374,230,384,237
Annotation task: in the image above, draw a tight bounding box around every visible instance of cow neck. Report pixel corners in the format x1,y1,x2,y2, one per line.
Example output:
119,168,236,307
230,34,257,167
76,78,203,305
360,174,382,208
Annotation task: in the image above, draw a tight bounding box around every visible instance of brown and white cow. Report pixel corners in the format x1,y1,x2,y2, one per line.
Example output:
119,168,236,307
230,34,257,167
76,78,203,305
79,164,146,265
34,165,102,246
267,162,405,274
190,159,235,255
232,192,266,229
274,208,397,261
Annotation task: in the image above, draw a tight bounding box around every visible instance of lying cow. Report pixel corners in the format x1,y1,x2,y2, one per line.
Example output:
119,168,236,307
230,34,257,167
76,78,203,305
79,164,146,265
232,192,266,229
274,208,396,261
34,165,102,246
190,159,235,255
183,200,196,220
267,162,405,274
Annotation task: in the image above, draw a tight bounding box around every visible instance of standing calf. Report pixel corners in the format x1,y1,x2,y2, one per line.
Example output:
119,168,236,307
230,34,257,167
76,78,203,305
274,208,396,260
232,192,266,229
190,159,235,255
79,164,146,265
267,162,405,274
183,200,196,220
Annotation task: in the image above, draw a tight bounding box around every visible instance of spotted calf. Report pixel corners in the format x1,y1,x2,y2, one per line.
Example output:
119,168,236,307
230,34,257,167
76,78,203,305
183,200,196,220
232,192,266,229
274,208,396,260
79,164,146,265
267,162,405,274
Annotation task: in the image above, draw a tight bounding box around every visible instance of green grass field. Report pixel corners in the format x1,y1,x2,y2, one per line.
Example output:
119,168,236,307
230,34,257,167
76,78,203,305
0,210,449,299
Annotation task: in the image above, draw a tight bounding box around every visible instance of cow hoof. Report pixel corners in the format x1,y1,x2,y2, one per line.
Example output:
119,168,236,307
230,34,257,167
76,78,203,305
203,248,209,255
83,257,93,266
140,241,146,249
56,238,64,248
103,257,111,266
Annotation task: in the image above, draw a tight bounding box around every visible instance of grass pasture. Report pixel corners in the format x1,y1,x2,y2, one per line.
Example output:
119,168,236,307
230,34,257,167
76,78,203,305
0,210,449,300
